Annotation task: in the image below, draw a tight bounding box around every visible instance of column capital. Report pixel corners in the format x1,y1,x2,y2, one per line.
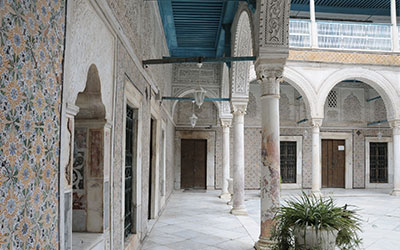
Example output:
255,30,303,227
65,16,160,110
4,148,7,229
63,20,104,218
389,120,400,129
220,118,232,128
311,118,323,128
231,101,248,116
254,61,284,83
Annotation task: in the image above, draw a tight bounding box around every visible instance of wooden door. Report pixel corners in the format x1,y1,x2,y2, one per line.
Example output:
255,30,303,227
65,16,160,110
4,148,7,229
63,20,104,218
322,139,345,188
181,139,207,189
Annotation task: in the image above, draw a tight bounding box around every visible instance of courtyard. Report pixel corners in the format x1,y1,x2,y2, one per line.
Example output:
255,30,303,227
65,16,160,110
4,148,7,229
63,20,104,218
142,190,400,250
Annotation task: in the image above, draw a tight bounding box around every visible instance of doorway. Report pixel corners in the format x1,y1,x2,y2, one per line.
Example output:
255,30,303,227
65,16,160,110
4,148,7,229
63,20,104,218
322,139,345,188
181,139,207,189
148,118,156,220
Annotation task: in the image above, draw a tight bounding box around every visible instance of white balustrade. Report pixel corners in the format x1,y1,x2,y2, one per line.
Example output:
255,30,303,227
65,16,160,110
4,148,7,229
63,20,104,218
289,19,394,52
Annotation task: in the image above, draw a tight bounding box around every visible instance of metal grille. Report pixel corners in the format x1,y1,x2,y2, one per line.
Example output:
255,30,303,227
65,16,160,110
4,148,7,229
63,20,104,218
370,142,388,183
280,141,297,184
124,105,135,238
327,90,337,108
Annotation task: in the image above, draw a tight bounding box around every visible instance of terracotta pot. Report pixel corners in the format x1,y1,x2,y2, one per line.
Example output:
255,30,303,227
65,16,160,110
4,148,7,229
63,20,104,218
294,226,338,250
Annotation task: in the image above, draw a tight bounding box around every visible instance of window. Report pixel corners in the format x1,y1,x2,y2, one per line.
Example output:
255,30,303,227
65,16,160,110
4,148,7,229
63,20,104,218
125,105,138,238
280,141,297,183
370,142,388,183
327,90,337,108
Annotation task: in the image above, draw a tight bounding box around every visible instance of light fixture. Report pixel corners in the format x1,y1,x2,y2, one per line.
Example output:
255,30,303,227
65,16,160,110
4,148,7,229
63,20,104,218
194,87,206,108
377,123,383,140
377,131,383,140
189,113,198,128
189,100,198,128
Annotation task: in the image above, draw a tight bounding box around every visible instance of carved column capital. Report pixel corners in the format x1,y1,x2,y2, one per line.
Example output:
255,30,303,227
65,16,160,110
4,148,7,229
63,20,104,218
255,63,284,83
311,118,323,129
255,61,285,97
221,118,233,128
231,102,248,116
389,120,400,129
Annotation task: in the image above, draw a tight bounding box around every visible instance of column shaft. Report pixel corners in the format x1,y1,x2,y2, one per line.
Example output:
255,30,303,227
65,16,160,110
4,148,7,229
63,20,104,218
311,119,322,195
310,0,318,48
220,121,231,200
392,125,400,195
231,107,248,215
391,0,399,51
255,67,282,249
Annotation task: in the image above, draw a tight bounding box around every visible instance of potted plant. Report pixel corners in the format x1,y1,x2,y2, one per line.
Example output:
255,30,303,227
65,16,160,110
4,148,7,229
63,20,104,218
271,192,362,250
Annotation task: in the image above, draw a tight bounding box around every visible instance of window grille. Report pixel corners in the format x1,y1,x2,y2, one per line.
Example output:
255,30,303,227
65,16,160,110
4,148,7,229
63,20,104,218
125,105,135,238
280,141,297,183
370,142,388,183
327,90,337,108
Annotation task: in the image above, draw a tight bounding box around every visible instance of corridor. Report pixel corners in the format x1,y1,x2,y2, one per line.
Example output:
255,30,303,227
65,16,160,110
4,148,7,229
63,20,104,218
142,190,400,250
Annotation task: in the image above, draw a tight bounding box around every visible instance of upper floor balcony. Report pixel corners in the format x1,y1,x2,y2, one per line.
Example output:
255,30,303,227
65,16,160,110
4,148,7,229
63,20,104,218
289,19,400,52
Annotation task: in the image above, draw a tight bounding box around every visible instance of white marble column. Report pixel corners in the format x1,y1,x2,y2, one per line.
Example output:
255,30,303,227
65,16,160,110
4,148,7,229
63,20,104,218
391,0,399,52
311,118,323,196
255,65,282,249
230,102,248,216
220,118,232,200
310,0,318,48
391,120,400,196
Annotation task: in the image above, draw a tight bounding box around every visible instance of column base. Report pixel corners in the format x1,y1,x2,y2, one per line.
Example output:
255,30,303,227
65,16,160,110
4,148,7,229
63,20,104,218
219,193,231,200
391,189,400,196
254,237,275,250
230,206,248,216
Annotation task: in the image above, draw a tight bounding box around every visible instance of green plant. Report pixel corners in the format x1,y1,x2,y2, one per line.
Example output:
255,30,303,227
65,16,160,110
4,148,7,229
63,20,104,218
271,192,362,250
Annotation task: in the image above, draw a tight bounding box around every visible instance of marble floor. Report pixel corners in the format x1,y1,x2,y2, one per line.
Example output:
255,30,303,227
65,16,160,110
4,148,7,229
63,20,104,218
141,189,400,250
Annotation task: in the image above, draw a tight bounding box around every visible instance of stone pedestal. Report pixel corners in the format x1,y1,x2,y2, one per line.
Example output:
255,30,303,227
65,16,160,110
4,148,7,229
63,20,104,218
255,65,282,249
391,121,400,196
220,118,232,200
311,118,323,196
230,102,248,216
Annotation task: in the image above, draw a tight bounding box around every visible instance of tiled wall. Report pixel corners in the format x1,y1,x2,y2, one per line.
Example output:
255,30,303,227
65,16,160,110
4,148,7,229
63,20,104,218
0,1,65,248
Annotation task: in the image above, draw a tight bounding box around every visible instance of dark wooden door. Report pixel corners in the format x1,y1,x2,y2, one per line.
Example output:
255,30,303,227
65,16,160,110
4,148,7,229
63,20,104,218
181,139,207,189
322,139,345,188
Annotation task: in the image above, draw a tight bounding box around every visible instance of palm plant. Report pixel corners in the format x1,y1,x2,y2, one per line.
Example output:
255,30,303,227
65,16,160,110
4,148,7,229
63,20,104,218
271,192,362,250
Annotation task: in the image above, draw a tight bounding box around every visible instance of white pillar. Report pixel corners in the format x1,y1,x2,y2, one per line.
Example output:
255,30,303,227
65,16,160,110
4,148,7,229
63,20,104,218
254,65,282,250
220,118,232,200
392,0,399,51
391,120,400,195
230,102,248,216
311,118,323,196
310,0,318,48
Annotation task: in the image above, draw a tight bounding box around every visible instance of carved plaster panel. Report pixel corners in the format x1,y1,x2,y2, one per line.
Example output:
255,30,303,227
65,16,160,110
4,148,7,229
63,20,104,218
258,0,290,48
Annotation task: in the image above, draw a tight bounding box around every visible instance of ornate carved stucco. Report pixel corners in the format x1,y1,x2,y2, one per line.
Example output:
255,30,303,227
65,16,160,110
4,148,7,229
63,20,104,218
231,10,253,98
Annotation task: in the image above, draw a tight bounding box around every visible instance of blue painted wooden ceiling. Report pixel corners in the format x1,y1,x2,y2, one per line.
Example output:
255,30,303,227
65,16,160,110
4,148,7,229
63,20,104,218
158,0,396,58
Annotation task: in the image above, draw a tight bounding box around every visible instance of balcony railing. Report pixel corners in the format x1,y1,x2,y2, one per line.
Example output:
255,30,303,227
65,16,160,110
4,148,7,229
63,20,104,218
289,19,399,52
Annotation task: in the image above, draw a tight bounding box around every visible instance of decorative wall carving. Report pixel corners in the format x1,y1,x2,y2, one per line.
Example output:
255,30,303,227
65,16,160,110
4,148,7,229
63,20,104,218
280,93,291,121
258,0,290,48
343,93,362,121
232,11,253,98
246,92,257,118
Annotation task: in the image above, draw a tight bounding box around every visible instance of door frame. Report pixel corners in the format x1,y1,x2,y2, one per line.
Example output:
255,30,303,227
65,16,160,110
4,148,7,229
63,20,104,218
365,137,393,189
280,136,302,189
175,130,215,190
320,132,353,189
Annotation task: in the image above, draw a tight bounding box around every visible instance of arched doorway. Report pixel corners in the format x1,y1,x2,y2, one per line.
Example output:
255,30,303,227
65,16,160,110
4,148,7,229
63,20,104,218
321,80,392,189
72,65,109,248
